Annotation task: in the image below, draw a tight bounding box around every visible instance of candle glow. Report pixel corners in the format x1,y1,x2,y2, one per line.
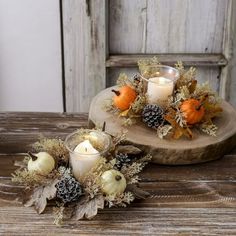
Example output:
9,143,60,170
70,139,100,180
147,76,174,105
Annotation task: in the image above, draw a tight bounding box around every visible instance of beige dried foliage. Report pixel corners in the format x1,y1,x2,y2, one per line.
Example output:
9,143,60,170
33,138,69,164
81,157,113,198
157,125,172,139
175,61,185,75
105,191,135,208
74,195,104,220
131,95,147,114
53,205,65,226
200,123,218,136
116,73,130,87
121,154,152,184
24,179,59,214
12,169,46,186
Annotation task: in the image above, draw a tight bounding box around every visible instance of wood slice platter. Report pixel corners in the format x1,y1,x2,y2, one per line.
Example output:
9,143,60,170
89,86,236,165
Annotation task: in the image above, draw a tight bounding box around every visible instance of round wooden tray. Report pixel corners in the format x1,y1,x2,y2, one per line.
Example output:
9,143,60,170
89,86,236,165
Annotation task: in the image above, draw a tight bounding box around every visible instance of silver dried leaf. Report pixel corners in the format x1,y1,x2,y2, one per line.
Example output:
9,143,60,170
175,108,187,127
157,125,172,139
126,184,151,199
200,123,218,137
74,195,104,220
24,179,59,214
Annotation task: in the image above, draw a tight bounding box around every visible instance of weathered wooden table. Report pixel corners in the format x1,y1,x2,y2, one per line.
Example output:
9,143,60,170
0,113,236,235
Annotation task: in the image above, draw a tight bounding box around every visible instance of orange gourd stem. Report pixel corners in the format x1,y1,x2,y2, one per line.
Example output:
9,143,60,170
112,90,120,96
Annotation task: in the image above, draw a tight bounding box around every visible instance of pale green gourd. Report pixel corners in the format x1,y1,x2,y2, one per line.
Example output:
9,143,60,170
101,169,126,196
27,152,55,175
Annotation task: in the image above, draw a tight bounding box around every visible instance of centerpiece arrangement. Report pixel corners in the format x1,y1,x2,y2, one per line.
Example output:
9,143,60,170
105,59,223,140
12,128,151,225
89,57,236,164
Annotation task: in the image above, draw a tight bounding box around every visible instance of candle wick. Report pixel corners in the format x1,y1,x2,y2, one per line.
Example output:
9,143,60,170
85,147,87,152
102,121,106,132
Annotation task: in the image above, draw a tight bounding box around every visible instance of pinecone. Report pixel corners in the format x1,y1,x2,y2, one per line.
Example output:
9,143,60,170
56,177,83,203
142,104,165,129
114,153,132,170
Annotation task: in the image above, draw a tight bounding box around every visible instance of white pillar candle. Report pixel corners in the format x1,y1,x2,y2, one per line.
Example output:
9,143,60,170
147,76,174,105
70,139,100,180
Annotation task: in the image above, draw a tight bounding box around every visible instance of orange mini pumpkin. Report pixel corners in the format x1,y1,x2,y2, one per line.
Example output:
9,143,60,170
180,99,205,125
112,86,137,111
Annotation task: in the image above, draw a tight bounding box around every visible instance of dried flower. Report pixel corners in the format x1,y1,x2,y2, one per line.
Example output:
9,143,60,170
157,125,172,139
200,123,218,136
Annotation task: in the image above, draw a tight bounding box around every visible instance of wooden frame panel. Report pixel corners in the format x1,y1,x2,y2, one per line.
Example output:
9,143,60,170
106,54,227,68
62,0,107,112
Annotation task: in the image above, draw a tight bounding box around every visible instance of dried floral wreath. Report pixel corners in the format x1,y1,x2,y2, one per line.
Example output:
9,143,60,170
105,58,223,139
12,130,152,225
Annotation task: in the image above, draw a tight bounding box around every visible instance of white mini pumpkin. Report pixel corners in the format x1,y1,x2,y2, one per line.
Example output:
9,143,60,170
27,152,55,175
101,169,126,196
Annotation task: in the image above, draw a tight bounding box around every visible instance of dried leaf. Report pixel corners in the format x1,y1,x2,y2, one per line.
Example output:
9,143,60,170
121,154,152,182
165,111,193,139
12,169,47,186
14,160,27,169
175,108,187,127
53,205,65,226
116,145,142,155
126,184,151,199
105,192,135,207
157,125,172,139
175,61,185,75
116,73,130,86
200,123,218,136
74,195,104,220
188,79,197,94
24,179,59,214
131,95,146,113
32,138,69,164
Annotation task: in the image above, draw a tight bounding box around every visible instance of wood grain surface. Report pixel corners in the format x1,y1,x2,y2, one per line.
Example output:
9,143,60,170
0,112,236,235
109,0,228,54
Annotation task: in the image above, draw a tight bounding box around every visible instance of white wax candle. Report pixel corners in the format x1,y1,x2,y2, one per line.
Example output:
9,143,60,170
147,76,174,105
70,140,100,180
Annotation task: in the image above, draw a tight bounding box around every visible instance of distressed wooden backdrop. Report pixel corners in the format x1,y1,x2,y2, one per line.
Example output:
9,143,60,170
62,0,236,112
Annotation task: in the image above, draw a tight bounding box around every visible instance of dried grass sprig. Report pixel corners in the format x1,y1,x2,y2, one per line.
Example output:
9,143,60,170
33,137,69,164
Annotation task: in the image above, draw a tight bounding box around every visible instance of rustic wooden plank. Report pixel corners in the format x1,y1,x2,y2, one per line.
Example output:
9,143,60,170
0,112,88,153
225,0,236,107
146,0,227,53
106,54,227,67
109,0,147,53
219,0,233,100
62,0,106,112
228,0,236,107
0,205,236,235
109,0,227,54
